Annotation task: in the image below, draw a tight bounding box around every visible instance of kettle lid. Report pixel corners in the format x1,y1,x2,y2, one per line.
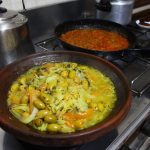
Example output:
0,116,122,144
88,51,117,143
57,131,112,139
0,10,27,31
0,10,17,21
0,0,27,30
0,9,27,30
0,0,18,21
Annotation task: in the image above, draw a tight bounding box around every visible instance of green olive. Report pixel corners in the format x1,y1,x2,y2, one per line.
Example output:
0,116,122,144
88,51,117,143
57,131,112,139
19,76,26,85
36,110,51,119
41,71,48,76
90,103,98,110
69,70,76,79
21,95,29,104
61,70,68,78
33,99,45,109
98,103,104,112
70,63,78,69
22,111,30,118
44,114,57,123
75,77,81,84
59,81,68,88
33,118,43,127
19,85,26,91
11,97,21,105
82,79,89,89
47,124,61,132
75,120,84,130
40,93,52,103
11,82,19,92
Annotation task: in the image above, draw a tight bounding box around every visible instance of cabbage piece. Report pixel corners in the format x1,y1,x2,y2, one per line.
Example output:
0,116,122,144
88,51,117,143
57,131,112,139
74,97,88,112
32,76,46,88
46,75,57,83
10,104,38,124
31,122,48,132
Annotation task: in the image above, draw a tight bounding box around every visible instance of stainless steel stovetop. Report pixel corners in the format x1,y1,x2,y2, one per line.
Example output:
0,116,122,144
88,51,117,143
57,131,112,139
0,22,150,150
34,23,150,150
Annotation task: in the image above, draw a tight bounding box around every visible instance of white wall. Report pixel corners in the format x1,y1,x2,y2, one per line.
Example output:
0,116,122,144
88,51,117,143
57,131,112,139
1,0,75,11
24,0,76,10
1,0,23,11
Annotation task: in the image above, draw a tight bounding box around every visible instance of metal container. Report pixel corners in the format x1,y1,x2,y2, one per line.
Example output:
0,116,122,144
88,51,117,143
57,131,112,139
95,0,135,25
0,7,35,68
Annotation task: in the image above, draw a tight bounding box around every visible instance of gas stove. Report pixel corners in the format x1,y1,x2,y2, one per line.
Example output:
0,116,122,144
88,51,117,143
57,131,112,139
33,23,150,150
0,19,150,150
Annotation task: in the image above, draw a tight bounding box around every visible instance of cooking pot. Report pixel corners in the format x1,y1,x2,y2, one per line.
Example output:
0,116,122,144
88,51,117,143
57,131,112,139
0,1,35,69
95,0,134,25
0,51,131,147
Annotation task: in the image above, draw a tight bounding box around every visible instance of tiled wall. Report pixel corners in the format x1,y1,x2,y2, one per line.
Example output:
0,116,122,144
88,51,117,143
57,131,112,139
1,0,75,11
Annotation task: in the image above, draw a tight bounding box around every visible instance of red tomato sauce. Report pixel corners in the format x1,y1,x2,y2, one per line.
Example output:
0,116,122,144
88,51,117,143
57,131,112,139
60,29,129,51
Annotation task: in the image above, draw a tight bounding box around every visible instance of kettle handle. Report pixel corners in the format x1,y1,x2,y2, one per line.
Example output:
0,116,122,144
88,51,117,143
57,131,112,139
95,0,111,12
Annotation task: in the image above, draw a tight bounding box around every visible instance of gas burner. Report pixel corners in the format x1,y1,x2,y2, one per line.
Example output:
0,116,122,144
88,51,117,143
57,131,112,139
36,36,64,53
137,52,150,63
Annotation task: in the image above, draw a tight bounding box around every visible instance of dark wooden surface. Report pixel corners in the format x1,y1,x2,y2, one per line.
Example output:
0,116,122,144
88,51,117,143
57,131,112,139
134,0,150,8
132,9,150,20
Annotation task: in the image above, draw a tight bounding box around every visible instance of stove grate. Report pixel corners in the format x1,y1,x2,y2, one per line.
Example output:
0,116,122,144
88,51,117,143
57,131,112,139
35,25,150,96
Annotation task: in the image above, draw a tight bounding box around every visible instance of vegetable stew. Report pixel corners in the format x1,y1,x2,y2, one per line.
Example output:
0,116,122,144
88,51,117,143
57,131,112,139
7,62,117,133
60,29,129,51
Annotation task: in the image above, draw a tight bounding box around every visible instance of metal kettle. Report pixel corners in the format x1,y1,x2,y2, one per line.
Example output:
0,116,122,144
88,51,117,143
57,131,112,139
95,0,135,25
0,0,35,69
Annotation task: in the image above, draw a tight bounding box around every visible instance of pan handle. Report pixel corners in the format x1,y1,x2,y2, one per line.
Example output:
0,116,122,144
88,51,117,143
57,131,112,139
95,0,111,12
129,48,150,51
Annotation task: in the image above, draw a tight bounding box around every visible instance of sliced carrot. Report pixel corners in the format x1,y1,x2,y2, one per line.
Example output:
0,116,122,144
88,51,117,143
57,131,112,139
65,121,75,128
63,109,93,121
28,87,40,113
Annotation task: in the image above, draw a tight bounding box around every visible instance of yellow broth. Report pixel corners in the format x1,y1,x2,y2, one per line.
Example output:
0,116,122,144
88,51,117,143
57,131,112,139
7,62,117,133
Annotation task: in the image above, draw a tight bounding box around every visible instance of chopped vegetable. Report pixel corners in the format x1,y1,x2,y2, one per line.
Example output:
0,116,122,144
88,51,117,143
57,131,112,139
7,62,117,133
60,29,129,51
10,104,38,124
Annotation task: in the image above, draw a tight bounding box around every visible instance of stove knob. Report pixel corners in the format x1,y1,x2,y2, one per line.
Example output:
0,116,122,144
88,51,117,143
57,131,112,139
141,117,150,137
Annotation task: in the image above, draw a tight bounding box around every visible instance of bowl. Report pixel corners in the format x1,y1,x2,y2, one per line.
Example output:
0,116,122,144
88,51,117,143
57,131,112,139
0,51,131,147
136,16,150,29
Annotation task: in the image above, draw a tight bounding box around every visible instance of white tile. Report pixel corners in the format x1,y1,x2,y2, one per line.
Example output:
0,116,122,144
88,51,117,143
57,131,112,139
1,0,23,11
24,0,76,10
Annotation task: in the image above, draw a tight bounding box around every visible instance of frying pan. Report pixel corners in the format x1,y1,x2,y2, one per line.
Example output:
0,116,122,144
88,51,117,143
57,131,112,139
55,19,142,55
0,51,131,147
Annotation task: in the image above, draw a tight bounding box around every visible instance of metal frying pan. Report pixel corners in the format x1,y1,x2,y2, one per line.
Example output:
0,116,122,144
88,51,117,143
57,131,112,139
55,19,137,55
